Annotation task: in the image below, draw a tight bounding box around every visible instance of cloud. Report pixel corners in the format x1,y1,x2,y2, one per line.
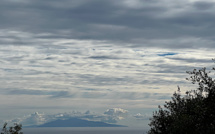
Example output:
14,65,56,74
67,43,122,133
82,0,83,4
7,108,130,126
6,89,71,98
1,0,215,128
0,0,215,48
88,55,120,60
0,44,212,97
133,113,150,120
192,1,215,10
10,112,46,126
4,87,172,101
104,108,128,120
167,57,213,64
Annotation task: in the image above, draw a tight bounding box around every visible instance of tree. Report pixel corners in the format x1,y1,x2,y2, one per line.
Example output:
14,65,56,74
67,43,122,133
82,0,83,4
1,123,23,134
147,63,215,134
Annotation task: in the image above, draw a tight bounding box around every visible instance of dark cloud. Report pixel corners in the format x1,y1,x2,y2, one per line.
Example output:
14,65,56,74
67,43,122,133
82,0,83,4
0,0,215,48
112,92,172,100
6,88,172,100
76,74,132,86
7,89,71,98
88,55,120,60
167,57,213,64
193,1,215,10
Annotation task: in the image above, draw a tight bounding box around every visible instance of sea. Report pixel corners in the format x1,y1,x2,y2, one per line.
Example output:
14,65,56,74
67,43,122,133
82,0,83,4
22,127,147,134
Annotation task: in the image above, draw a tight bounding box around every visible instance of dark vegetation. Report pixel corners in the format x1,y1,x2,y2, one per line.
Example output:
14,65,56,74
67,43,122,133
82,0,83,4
1,123,23,134
148,60,215,134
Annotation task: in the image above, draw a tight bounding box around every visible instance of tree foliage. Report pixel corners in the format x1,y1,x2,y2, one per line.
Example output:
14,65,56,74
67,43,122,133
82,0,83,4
148,64,215,134
1,123,23,134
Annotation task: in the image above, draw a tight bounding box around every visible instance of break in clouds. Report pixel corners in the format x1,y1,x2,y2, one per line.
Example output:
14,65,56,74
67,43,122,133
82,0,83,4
1,0,215,127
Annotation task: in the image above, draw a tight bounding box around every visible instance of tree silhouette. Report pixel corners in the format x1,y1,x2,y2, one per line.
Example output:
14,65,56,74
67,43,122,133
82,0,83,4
148,62,215,134
1,123,23,134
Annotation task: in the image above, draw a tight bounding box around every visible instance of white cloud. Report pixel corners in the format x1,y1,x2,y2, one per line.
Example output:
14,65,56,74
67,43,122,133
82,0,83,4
104,108,128,120
133,113,150,120
9,112,46,126
7,108,131,127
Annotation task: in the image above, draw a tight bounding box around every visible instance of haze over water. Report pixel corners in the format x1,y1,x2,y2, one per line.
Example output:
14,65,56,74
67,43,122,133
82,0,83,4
23,127,146,134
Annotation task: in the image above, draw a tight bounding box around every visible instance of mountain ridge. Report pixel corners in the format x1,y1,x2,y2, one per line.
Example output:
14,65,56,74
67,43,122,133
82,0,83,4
32,117,127,127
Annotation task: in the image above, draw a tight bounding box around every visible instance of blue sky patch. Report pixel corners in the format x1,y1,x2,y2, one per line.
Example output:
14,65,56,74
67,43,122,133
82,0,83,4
157,52,177,56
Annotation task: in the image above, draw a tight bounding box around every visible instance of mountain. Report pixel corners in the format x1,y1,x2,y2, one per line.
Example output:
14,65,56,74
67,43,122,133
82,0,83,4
37,118,126,127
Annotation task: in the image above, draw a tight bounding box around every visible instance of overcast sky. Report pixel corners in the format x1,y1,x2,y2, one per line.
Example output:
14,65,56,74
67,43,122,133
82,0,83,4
1,0,215,128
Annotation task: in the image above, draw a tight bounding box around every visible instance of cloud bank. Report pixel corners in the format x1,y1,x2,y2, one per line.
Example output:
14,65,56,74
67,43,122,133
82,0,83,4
0,0,215,48
6,108,144,127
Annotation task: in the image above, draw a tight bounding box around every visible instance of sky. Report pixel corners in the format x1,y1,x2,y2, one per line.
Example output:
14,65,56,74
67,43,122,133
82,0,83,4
1,0,215,129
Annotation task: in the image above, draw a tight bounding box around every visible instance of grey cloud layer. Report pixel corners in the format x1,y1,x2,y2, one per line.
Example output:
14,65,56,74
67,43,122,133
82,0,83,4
1,0,215,48
6,88,172,100
0,33,213,97
1,0,215,128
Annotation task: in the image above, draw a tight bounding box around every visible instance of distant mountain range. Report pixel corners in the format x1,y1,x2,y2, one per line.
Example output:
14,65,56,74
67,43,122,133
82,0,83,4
34,118,126,127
